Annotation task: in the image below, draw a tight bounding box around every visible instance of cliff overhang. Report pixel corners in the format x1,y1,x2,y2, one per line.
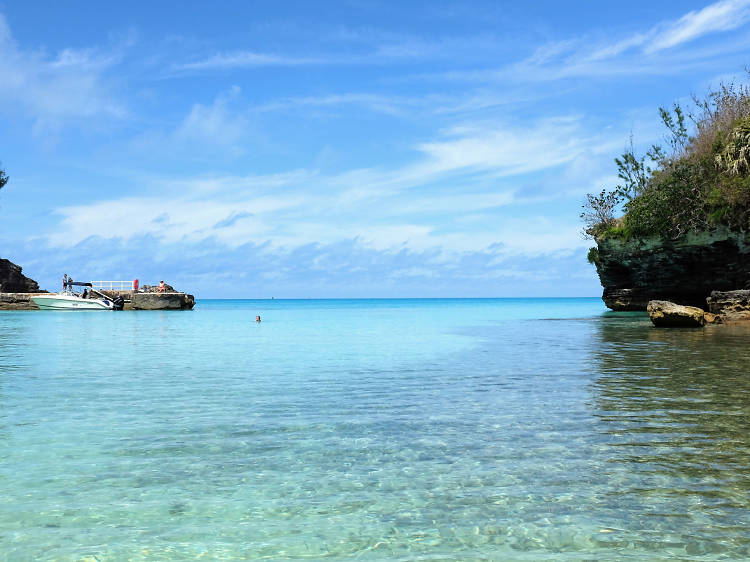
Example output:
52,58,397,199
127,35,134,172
592,229,750,311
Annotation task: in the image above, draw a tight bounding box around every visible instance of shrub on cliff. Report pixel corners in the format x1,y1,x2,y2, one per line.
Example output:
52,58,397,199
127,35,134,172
583,75,750,240
0,165,7,191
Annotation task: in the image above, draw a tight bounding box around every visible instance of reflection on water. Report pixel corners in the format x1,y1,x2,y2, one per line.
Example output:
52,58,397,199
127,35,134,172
590,315,750,557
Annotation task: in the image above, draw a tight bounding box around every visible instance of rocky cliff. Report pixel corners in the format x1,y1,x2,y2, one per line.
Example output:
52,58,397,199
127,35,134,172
592,229,750,311
0,258,42,293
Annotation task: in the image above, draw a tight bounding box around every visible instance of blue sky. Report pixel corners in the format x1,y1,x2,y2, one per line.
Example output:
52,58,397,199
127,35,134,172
1,0,750,297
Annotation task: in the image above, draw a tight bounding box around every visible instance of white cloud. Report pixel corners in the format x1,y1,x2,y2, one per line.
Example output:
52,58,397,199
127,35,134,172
577,1,750,61
438,0,750,85
0,14,126,128
174,86,248,149
648,0,750,52
417,117,587,176
176,51,324,71
51,113,612,259
254,93,413,117
172,31,509,73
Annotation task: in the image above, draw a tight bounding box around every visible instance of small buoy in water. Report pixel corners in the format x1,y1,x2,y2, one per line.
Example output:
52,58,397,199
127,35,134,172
255,315,261,323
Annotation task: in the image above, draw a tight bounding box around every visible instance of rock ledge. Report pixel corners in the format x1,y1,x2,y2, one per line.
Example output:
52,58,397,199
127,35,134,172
706,290,750,322
647,300,705,327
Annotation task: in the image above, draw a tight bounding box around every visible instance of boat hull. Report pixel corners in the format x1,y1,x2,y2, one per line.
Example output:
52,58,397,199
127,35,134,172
31,295,113,310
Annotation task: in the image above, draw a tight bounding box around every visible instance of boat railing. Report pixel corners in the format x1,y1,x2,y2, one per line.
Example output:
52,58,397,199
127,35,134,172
91,281,134,292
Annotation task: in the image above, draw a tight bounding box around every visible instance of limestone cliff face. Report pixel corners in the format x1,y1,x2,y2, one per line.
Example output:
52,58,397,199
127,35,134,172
592,229,750,311
0,258,42,293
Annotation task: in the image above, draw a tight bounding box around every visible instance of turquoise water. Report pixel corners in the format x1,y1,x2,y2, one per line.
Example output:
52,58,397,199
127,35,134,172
2,298,750,560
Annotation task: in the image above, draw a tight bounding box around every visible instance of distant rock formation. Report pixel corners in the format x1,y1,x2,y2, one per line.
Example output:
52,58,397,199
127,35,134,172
0,258,43,293
591,229,750,311
131,292,195,310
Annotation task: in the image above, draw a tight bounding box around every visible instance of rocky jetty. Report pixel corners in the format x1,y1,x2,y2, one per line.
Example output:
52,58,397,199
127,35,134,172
592,229,750,311
0,258,196,311
131,292,195,310
97,284,195,310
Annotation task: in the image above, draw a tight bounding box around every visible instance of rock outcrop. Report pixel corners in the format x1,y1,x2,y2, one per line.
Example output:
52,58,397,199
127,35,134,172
706,290,750,322
592,229,750,311
0,259,42,293
0,292,40,310
131,292,195,310
647,300,705,327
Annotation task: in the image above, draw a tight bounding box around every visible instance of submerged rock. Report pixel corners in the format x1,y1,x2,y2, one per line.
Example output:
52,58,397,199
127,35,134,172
706,290,750,322
647,300,705,327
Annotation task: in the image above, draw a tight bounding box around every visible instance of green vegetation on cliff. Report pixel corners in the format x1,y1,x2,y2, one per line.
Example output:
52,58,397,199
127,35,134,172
582,75,750,241
0,165,7,192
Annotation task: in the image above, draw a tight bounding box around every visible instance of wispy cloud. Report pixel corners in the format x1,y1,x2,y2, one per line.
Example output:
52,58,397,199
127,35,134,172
648,0,750,52
176,51,325,71
172,31,510,73
429,0,750,85
553,0,750,73
50,112,611,261
174,86,249,150
0,14,127,129
580,0,750,61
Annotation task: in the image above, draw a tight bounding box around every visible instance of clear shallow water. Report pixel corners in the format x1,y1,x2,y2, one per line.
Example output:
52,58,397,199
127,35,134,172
2,298,750,560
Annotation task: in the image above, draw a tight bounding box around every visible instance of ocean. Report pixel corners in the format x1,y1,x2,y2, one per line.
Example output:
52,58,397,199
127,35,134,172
1,298,750,560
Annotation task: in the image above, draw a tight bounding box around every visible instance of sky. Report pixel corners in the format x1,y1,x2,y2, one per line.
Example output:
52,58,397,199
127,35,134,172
1,1,750,298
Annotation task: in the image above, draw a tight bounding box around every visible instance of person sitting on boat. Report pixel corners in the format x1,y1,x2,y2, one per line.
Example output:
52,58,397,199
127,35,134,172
157,280,166,293
82,289,88,299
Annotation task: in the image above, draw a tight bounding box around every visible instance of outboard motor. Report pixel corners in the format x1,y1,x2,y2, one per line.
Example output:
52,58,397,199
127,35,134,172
112,296,125,310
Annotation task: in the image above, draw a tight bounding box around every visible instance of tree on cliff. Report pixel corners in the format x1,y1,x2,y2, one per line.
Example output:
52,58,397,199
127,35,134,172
582,72,750,240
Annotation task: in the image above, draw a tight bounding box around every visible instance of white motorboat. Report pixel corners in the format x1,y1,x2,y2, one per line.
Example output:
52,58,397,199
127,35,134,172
31,281,121,310
32,292,114,310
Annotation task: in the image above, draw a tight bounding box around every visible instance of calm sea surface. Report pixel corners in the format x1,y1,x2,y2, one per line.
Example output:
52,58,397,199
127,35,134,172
2,298,750,560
